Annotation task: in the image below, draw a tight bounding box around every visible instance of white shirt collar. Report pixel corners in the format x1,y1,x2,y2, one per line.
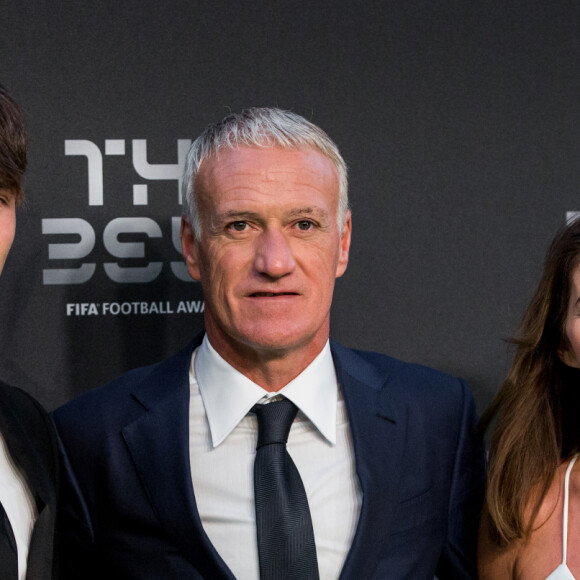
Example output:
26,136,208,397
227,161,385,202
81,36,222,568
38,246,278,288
194,334,338,447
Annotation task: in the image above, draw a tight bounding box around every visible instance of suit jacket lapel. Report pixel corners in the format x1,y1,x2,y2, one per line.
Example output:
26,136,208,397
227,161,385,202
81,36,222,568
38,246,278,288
330,343,408,580
121,338,234,579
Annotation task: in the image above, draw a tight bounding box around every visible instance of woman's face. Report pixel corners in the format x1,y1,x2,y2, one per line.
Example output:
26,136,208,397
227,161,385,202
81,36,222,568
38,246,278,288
561,263,580,368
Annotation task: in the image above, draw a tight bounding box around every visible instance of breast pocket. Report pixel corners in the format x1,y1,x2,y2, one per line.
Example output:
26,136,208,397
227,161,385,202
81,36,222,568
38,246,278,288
389,487,445,535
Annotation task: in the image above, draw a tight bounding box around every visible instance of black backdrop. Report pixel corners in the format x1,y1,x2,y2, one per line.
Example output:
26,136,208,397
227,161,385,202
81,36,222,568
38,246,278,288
1,0,580,413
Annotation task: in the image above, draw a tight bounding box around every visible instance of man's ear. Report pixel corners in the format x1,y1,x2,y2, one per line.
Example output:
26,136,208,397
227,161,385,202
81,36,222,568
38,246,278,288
180,217,201,281
335,210,352,279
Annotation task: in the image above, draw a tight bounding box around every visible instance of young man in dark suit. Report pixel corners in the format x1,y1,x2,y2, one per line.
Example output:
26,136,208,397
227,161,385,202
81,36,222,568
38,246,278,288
54,108,485,579
0,83,58,580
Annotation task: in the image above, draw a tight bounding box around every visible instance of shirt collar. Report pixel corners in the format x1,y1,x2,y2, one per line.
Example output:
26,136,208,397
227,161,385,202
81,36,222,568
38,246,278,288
194,334,338,447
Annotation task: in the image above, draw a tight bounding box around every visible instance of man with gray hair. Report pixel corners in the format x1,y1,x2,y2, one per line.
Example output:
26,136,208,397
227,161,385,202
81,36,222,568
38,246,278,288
54,107,485,579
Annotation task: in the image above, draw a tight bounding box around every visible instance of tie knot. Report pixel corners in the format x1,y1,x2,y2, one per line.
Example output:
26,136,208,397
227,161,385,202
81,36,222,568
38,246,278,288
252,399,298,449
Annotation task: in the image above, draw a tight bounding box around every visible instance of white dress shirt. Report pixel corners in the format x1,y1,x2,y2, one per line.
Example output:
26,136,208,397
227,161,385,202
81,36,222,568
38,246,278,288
0,431,37,580
189,335,362,580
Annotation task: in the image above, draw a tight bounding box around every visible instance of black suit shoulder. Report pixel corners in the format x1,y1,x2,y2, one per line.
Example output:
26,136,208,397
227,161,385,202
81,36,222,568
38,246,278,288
332,341,469,403
52,341,196,428
0,381,58,476
0,380,53,425
348,346,458,378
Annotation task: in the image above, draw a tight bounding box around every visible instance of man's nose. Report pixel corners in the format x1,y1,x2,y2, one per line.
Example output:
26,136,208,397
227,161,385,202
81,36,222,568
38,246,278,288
254,229,296,278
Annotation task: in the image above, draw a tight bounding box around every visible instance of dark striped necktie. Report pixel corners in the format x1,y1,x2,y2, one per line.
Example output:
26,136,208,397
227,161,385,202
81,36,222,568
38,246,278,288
252,399,319,580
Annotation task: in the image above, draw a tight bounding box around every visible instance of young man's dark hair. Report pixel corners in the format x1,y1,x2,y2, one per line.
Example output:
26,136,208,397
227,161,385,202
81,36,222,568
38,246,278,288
0,83,27,201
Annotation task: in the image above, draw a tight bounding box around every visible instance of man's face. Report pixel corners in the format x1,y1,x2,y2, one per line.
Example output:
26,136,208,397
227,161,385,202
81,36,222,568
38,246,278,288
181,146,351,360
0,189,16,276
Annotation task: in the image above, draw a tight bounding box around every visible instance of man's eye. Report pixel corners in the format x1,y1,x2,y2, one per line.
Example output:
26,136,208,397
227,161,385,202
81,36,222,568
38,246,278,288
230,221,247,232
296,220,314,231
0,190,15,209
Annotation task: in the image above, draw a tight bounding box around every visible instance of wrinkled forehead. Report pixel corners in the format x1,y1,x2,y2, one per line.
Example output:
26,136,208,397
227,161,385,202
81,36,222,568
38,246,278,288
195,146,339,197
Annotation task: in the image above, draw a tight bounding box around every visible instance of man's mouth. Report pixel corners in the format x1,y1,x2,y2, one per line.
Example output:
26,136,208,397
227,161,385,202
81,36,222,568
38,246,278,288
249,292,298,297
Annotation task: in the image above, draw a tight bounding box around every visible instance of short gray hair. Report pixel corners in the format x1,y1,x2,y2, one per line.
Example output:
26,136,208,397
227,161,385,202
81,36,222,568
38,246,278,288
181,107,349,238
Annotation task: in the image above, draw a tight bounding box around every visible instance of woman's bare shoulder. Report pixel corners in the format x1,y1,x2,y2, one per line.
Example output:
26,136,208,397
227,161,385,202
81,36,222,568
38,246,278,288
479,459,571,580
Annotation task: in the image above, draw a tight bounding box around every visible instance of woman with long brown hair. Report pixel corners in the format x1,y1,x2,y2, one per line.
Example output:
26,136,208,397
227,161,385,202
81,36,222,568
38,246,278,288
479,219,580,578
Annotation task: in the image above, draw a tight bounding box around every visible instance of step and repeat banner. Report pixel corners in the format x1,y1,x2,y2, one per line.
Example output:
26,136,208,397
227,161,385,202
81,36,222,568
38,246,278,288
1,1,580,412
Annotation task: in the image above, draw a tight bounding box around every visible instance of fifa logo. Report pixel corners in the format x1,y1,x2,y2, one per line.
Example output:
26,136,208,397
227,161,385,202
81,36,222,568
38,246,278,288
42,139,195,285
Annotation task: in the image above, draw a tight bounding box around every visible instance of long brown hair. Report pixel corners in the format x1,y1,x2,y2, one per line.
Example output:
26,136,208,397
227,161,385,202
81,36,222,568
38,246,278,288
480,219,580,545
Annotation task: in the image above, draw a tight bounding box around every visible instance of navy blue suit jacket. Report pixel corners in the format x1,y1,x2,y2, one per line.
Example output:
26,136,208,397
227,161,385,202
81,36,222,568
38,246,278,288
53,336,485,579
